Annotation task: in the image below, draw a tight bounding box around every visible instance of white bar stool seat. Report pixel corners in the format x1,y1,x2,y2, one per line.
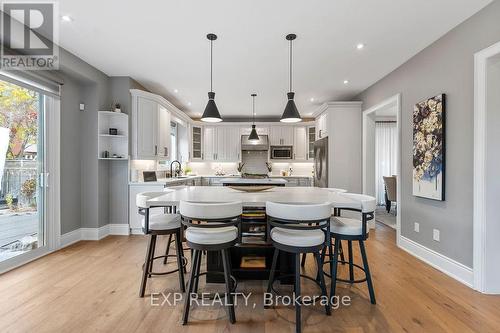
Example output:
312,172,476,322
185,226,238,245
142,214,181,231
270,228,325,247
330,217,368,236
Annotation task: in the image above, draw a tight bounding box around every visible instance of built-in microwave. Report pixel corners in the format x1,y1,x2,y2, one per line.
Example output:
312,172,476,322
270,146,293,160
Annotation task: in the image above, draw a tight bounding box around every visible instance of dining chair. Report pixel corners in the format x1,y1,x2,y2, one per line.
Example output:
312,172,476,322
265,201,332,333
326,193,376,304
179,200,242,325
136,192,187,298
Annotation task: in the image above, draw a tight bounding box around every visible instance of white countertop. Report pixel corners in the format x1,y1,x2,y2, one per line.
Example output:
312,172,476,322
146,186,359,208
129,174,312,185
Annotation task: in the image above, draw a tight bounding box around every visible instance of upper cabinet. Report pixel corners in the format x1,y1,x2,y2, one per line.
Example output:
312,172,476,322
191,125,203,160
131,90,180,160
133,96,159,159
307,126,316,159
270,125,294,146
203,126,240,161
316,112,328,139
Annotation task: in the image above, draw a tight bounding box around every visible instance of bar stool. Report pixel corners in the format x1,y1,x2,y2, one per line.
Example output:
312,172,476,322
327,193,376,304
136,192,187,298
301,188,346,267
179,200,242,325
265,202,332,333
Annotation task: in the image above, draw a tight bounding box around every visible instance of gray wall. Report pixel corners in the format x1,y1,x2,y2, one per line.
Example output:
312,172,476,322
57,51,146,232
108,77,148,225
356,0,500,267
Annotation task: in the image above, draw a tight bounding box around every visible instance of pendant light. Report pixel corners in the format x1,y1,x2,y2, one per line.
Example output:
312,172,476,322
201,33,223,122
248,93,260,141
280,33,302,123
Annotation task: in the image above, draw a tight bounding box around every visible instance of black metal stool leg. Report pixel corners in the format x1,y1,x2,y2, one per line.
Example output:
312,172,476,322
348,240,354,282
330,238,340,298
294,253,302,333
314,251,331,316
139,235,154,297
301,253,307,267
359,240,376,304
193,247,202,294
174,232,185,292
148,235,157,277
221,249,236,324
182,249,200,325
163,234,172,265
266,248,279,296
339,240,346,264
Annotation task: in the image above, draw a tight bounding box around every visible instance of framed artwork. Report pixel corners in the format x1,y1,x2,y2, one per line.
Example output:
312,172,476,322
412,94,445,201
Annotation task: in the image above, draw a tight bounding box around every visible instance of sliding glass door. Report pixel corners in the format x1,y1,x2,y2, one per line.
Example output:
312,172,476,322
0,78,47,264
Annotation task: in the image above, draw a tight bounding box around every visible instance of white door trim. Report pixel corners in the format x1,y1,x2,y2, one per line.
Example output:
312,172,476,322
362,94,402,244
473,41,500,293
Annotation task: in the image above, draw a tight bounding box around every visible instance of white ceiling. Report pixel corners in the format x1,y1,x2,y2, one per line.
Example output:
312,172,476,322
58,0,491,119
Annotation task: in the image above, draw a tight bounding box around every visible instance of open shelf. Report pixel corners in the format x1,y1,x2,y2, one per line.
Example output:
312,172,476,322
98,111,129,160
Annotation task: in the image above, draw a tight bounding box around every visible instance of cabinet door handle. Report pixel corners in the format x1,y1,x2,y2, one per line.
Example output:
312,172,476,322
155,145,158,156
164,147,168,156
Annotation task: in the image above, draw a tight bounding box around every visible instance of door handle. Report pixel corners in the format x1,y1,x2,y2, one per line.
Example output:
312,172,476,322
155,145,158,155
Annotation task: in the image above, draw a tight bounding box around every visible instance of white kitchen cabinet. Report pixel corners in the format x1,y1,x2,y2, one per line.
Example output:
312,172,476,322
128,183,165,234
134,97,158,159
203,126,217,161
157,105,171,160
270,125,294,146
293,126,307,161
191,125,203,160
132,96,171,160
204,126,240,161
316,112,328,139
307,126,316,160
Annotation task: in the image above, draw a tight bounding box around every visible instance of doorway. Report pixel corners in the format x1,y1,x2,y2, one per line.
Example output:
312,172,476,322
0,75,60,273
473,41,500,294
362,94,402,243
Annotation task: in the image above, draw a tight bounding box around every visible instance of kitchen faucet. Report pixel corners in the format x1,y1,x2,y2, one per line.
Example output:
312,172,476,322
170,160,182,178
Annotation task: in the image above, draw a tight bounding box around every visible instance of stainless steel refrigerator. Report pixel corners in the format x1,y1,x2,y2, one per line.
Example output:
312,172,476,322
314,137,328,188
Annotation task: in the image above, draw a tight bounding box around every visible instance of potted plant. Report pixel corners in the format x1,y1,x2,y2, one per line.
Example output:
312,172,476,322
114,103,121,113
237,162,245,175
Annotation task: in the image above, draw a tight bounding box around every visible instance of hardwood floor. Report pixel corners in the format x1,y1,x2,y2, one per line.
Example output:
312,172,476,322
1,223,499,333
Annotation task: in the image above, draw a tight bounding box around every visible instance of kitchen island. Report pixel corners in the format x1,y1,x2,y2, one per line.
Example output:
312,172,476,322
147,186,354,282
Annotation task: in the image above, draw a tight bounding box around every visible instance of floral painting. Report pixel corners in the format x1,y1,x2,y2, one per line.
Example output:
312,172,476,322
412,94,445,201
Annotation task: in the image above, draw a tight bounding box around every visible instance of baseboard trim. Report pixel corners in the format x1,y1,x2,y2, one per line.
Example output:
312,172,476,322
399,235,473,287
60,224,130,247
109,224,130,236
60,228,82,247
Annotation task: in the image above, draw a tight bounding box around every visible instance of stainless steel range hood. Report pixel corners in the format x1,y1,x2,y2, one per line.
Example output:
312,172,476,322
241,135,269,151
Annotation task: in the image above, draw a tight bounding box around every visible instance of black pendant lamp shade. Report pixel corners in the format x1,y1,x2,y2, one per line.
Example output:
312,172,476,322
201,33,222,122
248,93,260,141
280,34,302,123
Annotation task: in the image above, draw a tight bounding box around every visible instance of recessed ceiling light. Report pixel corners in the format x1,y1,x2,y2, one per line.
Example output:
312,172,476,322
309,97,315,102
61,15,73,22
343,80,349,84
356,43,365,50
174,89,179,93
187,102,192,106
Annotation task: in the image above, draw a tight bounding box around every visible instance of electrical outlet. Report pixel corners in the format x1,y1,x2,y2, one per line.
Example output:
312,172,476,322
414,222,420,233
433,229,440,242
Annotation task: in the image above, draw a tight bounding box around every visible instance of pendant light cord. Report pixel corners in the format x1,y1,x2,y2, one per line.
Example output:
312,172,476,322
252,95,255,124
289,38,293,92
210,39,213,93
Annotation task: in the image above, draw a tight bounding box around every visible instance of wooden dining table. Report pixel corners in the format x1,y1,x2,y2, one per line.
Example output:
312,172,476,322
145,186,361,283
